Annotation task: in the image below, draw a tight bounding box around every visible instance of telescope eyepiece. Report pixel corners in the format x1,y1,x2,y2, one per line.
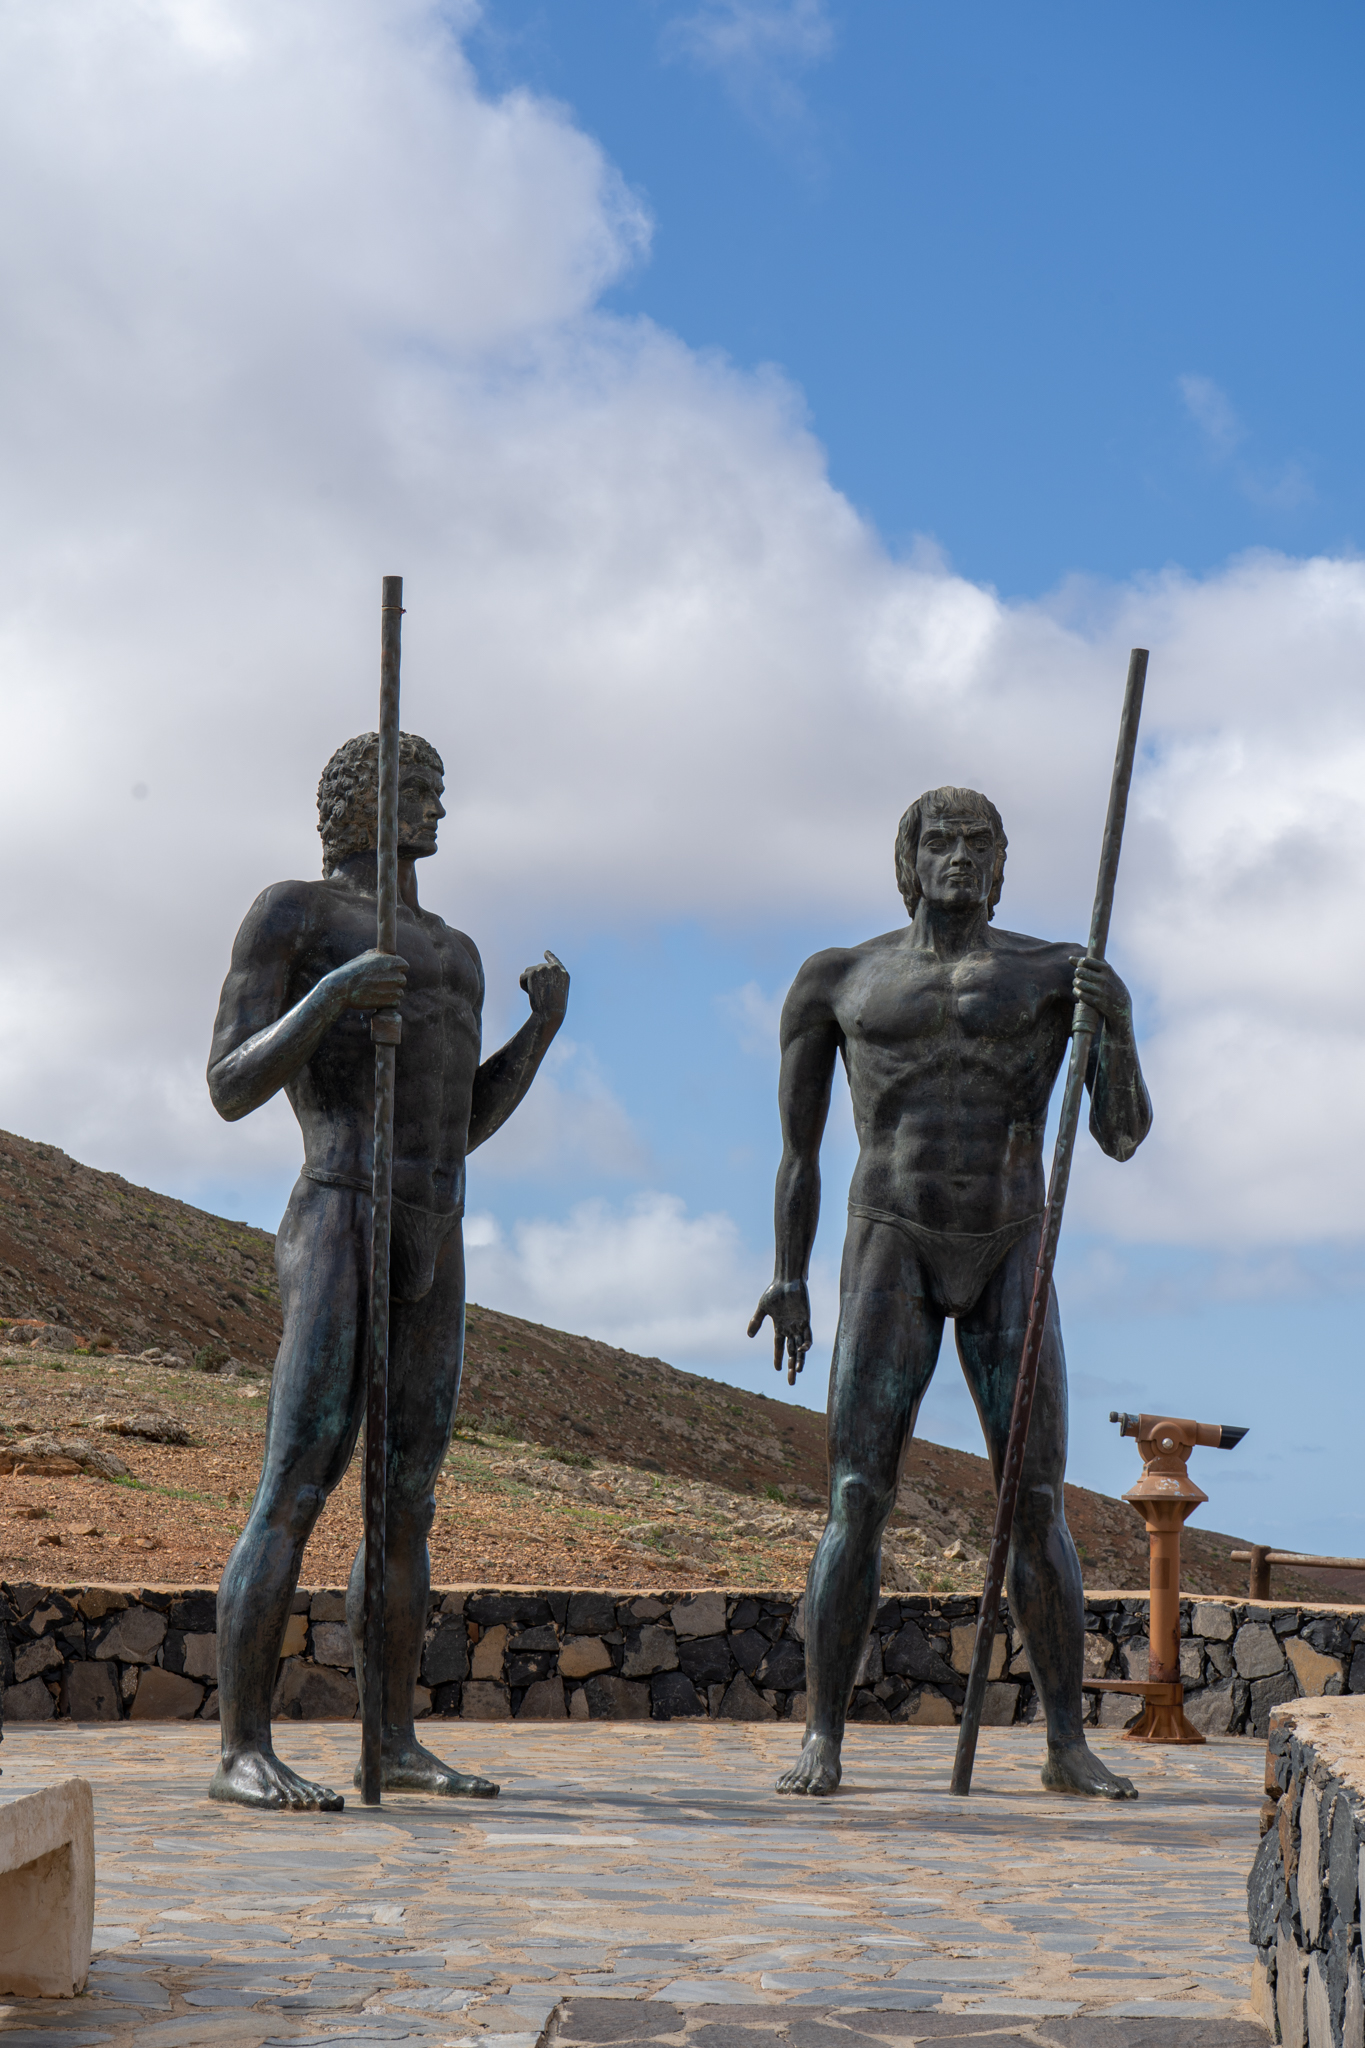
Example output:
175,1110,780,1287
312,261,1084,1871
1218,1425,1248,1451
1109,1410,1139,1438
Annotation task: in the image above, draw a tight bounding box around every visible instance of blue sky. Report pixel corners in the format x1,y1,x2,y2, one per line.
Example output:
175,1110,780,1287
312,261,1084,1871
468,1,1364,593
2,0,1362,1553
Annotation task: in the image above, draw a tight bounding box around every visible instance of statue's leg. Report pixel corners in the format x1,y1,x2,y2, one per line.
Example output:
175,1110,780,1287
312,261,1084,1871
345,1221,498,1797
777,1215,941,1796
956,1238,1137,1800
211,1181,367,1811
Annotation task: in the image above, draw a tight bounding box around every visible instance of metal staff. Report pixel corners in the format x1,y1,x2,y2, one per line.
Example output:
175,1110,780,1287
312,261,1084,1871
949,646,1148,1798
361,573,404,1807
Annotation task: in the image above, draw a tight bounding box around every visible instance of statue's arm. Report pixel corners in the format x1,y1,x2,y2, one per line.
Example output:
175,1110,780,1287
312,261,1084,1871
747,958,842,1374
1072,954,1153,1161
206,887,406,1122
466,950,570,1154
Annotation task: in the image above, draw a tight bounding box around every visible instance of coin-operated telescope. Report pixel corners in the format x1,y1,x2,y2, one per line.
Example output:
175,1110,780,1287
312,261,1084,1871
1089,1411,1248,1744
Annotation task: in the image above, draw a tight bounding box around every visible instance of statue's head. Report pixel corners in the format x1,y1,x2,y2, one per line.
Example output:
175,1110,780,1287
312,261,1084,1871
317,732,445,877
895,786,1007,919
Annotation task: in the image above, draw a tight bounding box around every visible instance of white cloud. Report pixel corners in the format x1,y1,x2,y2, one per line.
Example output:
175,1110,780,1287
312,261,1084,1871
0,0,1362,1276
1179,373,1244,459
663,0,834,134
1178,373,1314,510
472,1038,650,1183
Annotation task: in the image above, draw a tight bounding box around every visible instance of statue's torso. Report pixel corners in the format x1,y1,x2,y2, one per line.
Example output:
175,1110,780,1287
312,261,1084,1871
281,878,482,1212
832,927,1079,1234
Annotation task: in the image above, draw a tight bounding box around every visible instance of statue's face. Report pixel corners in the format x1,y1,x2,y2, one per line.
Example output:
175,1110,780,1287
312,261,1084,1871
397,762,446,860
914,812,997,910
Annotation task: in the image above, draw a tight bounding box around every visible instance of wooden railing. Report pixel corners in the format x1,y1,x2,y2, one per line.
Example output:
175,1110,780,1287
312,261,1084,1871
1231,1546,1365,1600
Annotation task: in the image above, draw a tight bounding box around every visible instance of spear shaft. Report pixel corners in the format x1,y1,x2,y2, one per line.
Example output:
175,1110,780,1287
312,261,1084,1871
360,574,404,1807
949,646,1148,1798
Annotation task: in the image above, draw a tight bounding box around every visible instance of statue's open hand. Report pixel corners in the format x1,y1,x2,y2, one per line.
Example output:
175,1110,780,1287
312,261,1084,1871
1072,955,1132,1036
521,949,570,1024
748,1279,812,1380
331,949,409,1011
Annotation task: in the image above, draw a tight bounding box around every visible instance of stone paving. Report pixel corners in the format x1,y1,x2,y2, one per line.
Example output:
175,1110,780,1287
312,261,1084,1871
0,1722,1268,2045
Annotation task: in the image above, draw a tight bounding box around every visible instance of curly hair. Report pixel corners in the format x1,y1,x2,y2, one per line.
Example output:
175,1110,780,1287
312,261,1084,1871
894,786,1007,920
317,731,444,878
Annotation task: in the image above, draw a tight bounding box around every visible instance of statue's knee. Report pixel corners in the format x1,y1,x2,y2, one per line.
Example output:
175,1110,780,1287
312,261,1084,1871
831,1472,894,1535
389,1486,437,1540
283,1483,328,1539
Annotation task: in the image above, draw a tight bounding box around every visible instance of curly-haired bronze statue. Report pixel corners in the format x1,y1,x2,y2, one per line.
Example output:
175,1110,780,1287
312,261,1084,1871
206,733,568,1810
749,785,1150,1799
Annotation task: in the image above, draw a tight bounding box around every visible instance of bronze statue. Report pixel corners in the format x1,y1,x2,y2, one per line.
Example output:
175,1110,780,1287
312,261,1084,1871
749,786,1150,1799
207,732,568,1809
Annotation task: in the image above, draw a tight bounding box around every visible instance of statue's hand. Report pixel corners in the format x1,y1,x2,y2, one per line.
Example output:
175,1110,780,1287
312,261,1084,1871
521,949,570,1024
747,1279,812,1378
329,949,409,1011
1073,956,1132,1038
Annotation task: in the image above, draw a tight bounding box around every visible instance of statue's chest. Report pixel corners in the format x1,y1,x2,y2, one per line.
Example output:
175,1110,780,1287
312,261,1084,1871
846,959,1054,1050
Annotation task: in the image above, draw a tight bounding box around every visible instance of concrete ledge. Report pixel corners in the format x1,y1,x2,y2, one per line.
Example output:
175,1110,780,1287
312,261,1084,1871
1248,1694,1365,2045
0,1775,94,1996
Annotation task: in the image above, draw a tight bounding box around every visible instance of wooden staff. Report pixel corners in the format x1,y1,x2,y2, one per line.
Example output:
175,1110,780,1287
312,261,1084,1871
361,573,404,1807
949,647,1148,1797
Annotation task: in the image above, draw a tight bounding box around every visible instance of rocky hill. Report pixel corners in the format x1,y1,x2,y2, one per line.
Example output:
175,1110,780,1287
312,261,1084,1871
0,1126,1349,1602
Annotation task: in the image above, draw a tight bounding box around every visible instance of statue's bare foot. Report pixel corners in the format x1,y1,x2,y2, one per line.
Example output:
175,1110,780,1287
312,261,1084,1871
210,1746,344,1811
1041,1741,1138,1800
776,1733,841,1797
353,1737,499,1798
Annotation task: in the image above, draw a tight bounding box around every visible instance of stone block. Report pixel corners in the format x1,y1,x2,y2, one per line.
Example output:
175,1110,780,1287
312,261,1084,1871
1278,1923,1307,2048
273,1660,358,1720
677,1633,732,1689
422,1615,470,1687
980,1681,1019,1725
568,1686,589,1720
625,1597,668,1622
1097,1691,1141,1729
15,1637,64,1683
310,1589,348,1622
622,1625,678,1678
311,1620,354,1668
182,1632,218,1682
1329,1789,1358,1935
1122,1638,1150,1681
413,1685,431,1718
1306,1953,1332,2048
467,1593,551,1627
508,1649,556,1689
671,1591,726,1640
517,1678,567,1720
755,1639,806,1692
0,1777,94,1996
896,1688,955,1725
130,1667,204,1720
1236,1622,1287,1679
1250,1949,1276,2036
733,1627,772,1675
1085,1634,1115,1679
461,1680,512,1720
949,1625,1007,1678
63,1661,121,1720
560,1636,613,1680
651,1671,704,1719
1344,1954,1364,2048
788,1689,808,1722
1251,1669,1300,1735
884,1619,959,1690
471,1624,508,1680
566,1592,618,1635
4,1677,56,1722
1179,1639,1204,1685
279,1613,308,1659
95,1606,166,1666
168,1592,217,1634
1185,1677,1241,1736
854,1634,883,1685
719,1673,776,1722
1288,1638,1344,1697
583,1675,650,1720
1192,1600,1236,1641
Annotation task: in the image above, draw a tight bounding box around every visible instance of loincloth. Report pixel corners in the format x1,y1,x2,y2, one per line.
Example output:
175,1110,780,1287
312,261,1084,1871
847,1201,1043,1319
301,1167,462,1304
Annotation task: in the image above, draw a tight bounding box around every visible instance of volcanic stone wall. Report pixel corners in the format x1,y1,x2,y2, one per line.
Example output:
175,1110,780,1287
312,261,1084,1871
3,1582,1363,1731
1247,1695,1365,2047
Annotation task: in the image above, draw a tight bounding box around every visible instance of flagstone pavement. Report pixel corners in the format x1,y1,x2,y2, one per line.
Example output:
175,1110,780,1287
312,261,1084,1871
0,1722,1268,2046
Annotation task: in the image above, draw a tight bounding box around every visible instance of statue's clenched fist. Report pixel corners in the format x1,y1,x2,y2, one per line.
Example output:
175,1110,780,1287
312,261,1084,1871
520,949,570,1024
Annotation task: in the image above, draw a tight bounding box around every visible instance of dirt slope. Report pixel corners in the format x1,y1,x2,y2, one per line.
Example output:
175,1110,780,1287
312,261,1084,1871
0,1126,1341,1602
